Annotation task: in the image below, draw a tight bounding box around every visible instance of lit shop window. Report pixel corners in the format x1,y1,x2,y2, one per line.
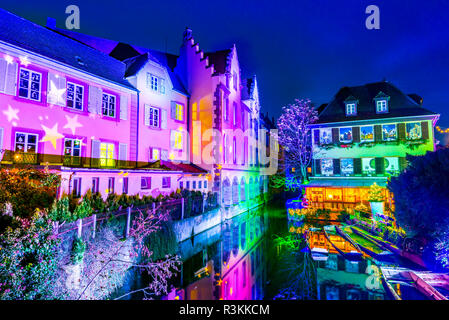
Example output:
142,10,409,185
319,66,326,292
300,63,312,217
384,157,400,175
340,158,354,176
320,128,332,145
382,124,397,141
362,158,376,175
339,127,352,143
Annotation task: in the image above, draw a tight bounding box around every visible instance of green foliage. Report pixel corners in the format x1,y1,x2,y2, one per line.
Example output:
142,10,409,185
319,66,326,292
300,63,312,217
0,167,60,220
105,193,120,212
388,149,449,239
70,237,86,265
49,194,92,223
49,194,71,222
368,183,384,202
0,212,60,300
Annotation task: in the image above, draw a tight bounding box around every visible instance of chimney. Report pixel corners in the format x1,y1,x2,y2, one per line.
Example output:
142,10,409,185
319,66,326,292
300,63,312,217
46,17,56,29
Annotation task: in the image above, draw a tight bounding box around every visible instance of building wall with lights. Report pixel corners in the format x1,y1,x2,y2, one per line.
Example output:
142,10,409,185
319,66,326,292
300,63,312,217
307,81,440,212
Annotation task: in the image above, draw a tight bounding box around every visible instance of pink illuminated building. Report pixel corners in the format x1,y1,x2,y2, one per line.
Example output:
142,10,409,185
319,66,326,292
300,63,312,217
0,9,270,205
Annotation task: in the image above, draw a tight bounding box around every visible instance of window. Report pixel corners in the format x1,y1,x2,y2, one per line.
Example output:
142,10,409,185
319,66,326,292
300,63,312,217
360,126,374,142
345,103,356,116
102,93,116,118
66,82,84,110
64,138,81,157
108,177,115,194
233,137,237,164
179,181,183,189
233,102,237,126
92,177,99,193
171,130,183,150
15,132,38,153
233,71,238,90
382,124,397,141
223,134,228,164
204,181,207,188
100,143,115,167
224,97,229,121
192,181,197,189
385,157,400,175
147,73,165,94
376,99,388,113
242,261,247,288
186,181,190,189
362,158,376,175
73,178,82,197
150,147,160,161
141,177,151,190
339,127,352,143
162,177,171,188
18,68,41,101
406,122,422,140
341,158,354,176
320,128,332,145
321,159,333,176
148,106,160,128
198,181,202,188
123,177,129,194
192,102,198,121
174,103,184,121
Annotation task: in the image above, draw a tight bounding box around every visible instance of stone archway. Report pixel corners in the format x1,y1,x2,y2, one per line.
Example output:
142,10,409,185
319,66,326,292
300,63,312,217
240,177,246,202
232,176,239,205
222,177,231,207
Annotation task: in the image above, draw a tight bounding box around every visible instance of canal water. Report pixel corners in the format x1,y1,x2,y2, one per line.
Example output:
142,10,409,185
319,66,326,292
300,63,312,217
114,202,429,300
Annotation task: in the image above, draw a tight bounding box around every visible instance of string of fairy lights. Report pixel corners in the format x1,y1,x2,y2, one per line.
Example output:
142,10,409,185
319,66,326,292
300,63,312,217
436,126,449,134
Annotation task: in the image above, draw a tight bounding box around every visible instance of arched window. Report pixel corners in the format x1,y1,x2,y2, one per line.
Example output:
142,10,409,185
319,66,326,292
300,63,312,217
233,137,237,164
223,134,227,164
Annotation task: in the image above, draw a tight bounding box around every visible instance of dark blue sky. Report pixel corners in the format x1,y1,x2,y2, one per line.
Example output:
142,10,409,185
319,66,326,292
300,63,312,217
2,0,449,141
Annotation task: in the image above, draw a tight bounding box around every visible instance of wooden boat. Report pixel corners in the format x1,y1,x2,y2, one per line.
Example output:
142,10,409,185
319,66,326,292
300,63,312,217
336,225,393,261
351,225,427,268
381,267,449,300
323,225,363,261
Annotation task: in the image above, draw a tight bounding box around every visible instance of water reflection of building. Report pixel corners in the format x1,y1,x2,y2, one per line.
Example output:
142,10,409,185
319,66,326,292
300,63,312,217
306,229,385,300
176,208,267,300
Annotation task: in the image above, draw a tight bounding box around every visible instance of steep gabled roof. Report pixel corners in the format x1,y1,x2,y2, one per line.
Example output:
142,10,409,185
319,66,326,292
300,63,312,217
318,81,438,124
0,9,134,89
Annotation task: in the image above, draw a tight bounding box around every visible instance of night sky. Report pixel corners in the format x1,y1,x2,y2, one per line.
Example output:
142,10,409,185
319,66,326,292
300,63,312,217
2,0,449,142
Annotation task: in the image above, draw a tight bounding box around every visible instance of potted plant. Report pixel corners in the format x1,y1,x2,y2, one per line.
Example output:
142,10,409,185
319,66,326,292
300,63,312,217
368,182,385,221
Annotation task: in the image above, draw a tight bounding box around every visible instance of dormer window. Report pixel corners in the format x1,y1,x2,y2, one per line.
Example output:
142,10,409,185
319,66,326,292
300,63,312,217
344,96,358,116
345,103,356,116
376,100,388,113
374,91,390,113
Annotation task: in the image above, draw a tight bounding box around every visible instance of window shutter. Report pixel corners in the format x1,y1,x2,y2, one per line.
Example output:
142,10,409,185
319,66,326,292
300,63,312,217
333,159,341,175
313,129,320,145
314,159,321,175
374,125,382,142
47,73,66,106
96,88,103,115
352,127,360,143
375,157,384,175
4,61,18,96
118,143,127,167
88,85,98,113
170,101,176,119
397,123,406,140
0,58,7,93
161,149,168,161
354,158,362,175
91,140,101,166
119,95,128,120
161,109,167,129
144,105,150,126
421,121,429,140
332,128,339,143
